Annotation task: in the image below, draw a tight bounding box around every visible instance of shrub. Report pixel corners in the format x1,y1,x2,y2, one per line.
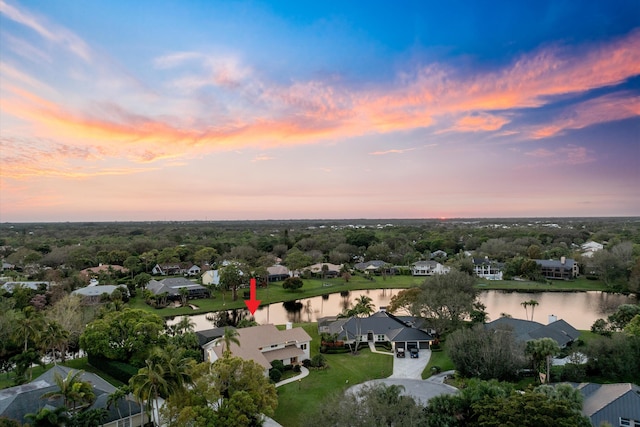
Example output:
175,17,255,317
269,368,282,383
310,354,327,369
282,277,304,291
302,359,312,368
293,364,301,373
271,360,285,372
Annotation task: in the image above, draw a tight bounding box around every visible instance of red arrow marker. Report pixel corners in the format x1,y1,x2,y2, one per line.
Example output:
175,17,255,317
244,277,261,315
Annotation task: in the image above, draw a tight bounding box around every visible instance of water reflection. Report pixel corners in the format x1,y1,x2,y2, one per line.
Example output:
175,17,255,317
173,289,636,332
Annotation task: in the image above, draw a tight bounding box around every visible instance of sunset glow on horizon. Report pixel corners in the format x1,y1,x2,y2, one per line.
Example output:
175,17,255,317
1,1,639,222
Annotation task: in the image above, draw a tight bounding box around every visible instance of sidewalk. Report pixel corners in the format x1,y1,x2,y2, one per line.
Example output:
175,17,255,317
275,366,310,387
368,341,394,355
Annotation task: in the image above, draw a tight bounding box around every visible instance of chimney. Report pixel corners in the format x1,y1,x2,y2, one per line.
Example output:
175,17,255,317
286,322,293,330
548,314,557,324
560,256,566,265
379,306,387,312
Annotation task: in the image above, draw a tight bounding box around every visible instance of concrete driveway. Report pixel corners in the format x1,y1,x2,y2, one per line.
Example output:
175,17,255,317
389,349,431,379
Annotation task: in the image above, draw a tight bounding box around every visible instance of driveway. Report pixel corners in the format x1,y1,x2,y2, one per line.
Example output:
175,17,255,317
389,349,431,379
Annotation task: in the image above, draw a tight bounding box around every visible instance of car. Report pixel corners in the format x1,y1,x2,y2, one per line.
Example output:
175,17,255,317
410,348,419,358
396,348,405,358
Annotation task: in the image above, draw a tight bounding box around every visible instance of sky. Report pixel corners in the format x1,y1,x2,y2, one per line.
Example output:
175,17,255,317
0,0,639,222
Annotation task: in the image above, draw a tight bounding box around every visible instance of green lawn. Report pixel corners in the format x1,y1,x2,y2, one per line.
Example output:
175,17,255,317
272,322,393,427
422,348,455,379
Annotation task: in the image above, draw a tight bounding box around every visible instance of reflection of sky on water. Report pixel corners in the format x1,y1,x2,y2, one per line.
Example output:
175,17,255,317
174,290,636,332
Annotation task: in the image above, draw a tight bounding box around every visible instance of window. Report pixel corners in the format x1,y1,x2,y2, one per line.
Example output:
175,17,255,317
620,418,640,427
300,344,307,350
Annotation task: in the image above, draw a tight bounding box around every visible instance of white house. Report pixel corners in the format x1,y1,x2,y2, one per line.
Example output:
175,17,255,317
201,269,221,286
472,258,504,280
581,241,604,258
202,324,312,374
411,261,450,276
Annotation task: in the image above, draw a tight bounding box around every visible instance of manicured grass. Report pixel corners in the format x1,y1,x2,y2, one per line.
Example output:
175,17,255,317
477,277,607,292
272,322,393,427
422,348,455,379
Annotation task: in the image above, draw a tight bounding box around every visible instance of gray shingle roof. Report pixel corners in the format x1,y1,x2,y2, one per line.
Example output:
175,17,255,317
572,382,640,426
0,366,141,424
485,317,579,347
328,311,434,343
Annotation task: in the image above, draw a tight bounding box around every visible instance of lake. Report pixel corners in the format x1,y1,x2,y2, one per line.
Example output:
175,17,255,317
175,289,637,331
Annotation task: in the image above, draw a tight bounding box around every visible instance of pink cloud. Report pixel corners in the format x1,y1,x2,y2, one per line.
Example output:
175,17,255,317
369,148,417,155
531,92,640,138
524,144,595,166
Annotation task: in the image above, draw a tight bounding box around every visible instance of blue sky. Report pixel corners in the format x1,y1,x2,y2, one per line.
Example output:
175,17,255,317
0,0,638,221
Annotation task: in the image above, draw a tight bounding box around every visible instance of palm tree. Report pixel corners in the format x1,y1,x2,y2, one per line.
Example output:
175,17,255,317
525,338,560,383
24,406,69,427
221,327,240,357
521,300,530,321
176,316,196,334
14,306,45,352
528,300,539,321
129,346,193,426
130,356,168,427
42,370,95,413
40,321,69,365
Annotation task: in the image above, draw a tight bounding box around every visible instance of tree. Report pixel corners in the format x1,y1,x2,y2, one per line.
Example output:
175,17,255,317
42,370,96,413
161,357,278,427
14,306,46,352
194,247,218,266
40,320,69,364
411,270,478,333
447,325,526,380
521,299,539,321
130,346,193,427
220,263,243,301
306,383,425,427
282,276,303,291
585,334,640,382
625,314,640,337
472,389,592,427
607,304,640,331
24,406,70,427
79,308,165,365
525,338,560,383
222,327,240,357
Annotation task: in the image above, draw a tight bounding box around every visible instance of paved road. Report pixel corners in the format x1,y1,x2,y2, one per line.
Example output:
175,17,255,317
348,377,458,406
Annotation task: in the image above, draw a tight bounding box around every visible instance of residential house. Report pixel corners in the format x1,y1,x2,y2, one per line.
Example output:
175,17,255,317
1,261,15,271
581,241,604,258
301,263,343,278
534,257,579,280
411,261,450,276
151,263,182,276
322,310,435,351
201,324,312,374
430,250,448,259
146,277,210,299
485,315,580,348
0,365,144,427
472,257,504,280
79,264,127,280
354,260,398,276
267,265,291,282
1,281,50,292
186,265,201,276
201,269,221,286
571,382,640,427
71,285,128,304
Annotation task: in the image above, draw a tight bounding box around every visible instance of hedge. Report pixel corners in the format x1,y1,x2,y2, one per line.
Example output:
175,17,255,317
87,354,139,384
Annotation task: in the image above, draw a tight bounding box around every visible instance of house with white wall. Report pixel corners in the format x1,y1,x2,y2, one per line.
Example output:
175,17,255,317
411,260,450,276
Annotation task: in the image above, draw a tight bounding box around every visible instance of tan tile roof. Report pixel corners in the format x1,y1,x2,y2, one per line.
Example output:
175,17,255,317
211,324,311,370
